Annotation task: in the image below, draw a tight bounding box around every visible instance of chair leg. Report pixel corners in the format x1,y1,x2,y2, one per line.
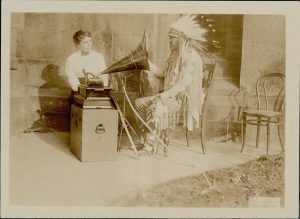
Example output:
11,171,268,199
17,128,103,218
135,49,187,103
277,121,284,152
256,117,261,148
185,129,190,147
200,118,206,155
226,120,229,142
163,129,170,157
240,114,247,153
267,118,271,156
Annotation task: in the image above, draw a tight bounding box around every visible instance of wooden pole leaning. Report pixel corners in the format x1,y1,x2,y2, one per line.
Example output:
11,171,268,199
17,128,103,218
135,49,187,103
111,95,139,159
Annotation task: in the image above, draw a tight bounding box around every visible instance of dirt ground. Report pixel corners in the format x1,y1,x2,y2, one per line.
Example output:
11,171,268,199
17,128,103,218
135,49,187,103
114,153,284,207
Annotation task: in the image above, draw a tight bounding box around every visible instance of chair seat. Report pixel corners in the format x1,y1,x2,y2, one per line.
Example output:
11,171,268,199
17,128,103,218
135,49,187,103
244,109,281,118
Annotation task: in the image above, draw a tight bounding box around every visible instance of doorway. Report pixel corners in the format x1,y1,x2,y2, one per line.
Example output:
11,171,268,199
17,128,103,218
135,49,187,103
211,14,244,88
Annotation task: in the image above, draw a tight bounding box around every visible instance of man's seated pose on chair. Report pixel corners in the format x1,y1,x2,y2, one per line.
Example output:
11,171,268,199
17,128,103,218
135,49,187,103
135,15,219,155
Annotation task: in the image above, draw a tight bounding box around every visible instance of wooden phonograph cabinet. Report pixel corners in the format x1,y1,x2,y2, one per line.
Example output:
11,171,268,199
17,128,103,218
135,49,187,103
70,83,118,162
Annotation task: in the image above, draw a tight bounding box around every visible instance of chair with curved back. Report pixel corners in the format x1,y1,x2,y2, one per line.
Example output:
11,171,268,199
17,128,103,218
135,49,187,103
240,73,285,155
154,62,218,155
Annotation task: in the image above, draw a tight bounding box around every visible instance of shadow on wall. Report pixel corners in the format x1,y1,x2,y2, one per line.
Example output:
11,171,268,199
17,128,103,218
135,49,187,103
24,64,72,133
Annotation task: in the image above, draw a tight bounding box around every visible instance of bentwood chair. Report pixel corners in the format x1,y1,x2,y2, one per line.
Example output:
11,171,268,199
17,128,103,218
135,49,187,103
240,73,285,155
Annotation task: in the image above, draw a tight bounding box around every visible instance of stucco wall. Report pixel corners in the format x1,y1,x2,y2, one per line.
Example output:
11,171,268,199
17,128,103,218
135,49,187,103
238,15,285,146
240,15,285,92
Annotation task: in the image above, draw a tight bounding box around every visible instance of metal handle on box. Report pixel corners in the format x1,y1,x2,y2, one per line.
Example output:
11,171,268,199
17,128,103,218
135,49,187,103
95,123,105,134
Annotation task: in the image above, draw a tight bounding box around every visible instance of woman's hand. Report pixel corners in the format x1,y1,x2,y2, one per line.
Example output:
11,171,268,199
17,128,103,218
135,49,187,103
85,72,96,78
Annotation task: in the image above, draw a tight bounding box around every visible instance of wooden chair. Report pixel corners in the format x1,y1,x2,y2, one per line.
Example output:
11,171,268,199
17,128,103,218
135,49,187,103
156,62,218,155
240,73,285,155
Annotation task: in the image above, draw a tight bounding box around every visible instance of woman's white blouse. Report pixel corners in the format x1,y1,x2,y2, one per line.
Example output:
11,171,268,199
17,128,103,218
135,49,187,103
65,50,108,91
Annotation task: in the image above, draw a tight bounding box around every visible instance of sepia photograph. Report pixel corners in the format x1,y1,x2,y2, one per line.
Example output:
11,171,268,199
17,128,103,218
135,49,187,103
1,1,299,218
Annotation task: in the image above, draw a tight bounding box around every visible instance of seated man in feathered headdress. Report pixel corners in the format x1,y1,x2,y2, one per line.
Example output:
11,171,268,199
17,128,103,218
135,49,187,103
135,14,220,155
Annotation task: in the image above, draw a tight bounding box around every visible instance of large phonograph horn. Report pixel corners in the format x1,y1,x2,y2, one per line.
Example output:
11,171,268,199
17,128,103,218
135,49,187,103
101,31,150,74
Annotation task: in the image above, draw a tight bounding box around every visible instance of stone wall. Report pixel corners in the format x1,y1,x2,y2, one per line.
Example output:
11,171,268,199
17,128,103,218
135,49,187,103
10,13,178,136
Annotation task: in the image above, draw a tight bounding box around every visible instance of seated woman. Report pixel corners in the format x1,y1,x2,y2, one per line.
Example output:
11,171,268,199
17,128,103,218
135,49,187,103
65,29,109,92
